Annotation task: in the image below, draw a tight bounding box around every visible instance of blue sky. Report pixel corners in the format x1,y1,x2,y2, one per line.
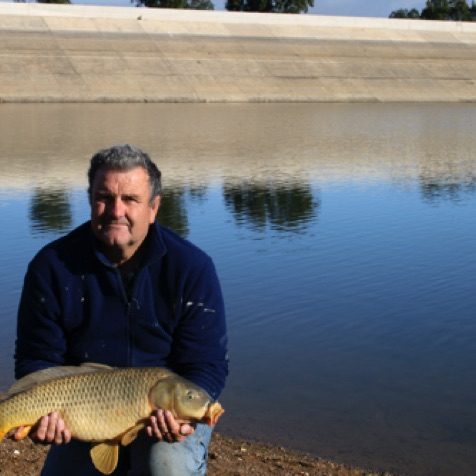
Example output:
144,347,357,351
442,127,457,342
1,0,428,18
311,0,426,17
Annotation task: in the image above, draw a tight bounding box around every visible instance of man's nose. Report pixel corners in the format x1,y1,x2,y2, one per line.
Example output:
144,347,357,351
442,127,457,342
107,197,125,217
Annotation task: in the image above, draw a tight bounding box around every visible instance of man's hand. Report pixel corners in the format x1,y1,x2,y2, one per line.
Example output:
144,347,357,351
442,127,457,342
146,409,195,443
15,412,72,445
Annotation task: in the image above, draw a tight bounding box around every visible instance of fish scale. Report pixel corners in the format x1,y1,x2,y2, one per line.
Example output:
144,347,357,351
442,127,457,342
0,365,224,474
1,367,170,441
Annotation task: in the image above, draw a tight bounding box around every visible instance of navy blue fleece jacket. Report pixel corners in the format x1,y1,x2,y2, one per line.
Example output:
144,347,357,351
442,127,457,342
15,221,228,400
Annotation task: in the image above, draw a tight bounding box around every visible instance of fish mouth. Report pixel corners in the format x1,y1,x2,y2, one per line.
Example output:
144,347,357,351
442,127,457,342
203,402,225,426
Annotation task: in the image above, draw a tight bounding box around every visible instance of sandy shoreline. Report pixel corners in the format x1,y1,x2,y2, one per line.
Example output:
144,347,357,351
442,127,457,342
0,431,398,476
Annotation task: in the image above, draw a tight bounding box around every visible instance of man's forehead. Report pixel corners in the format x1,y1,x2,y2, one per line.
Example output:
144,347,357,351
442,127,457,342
92,167,151,195
94,166,149,183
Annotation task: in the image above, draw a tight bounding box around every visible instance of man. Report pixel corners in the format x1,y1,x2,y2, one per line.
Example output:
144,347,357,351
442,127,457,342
14,144,229,475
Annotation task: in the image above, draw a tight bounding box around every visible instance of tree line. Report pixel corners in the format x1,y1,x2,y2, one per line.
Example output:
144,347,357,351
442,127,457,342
390,0,476,20
20,0,476,20
19,0,313,13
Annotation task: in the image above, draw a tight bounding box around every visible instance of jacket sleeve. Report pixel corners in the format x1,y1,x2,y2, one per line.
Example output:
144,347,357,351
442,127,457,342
170,257,229,401
15,258,67,379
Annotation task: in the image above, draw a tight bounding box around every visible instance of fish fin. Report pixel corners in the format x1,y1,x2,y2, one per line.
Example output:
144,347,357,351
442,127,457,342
13,426,32,441
0,425,32,442
90,441,119,475
81,362,114,370
7,365,111,396
120,423,145,446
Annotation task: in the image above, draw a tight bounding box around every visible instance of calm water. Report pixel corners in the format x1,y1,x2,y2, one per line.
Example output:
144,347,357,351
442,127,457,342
1,103,475,476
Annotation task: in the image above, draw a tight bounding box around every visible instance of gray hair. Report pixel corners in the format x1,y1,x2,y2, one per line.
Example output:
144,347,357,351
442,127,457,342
88,144,162,203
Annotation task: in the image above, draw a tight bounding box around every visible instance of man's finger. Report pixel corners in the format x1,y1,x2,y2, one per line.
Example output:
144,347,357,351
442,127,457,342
35,415,49,441
55,418,65,445
45,412,58,442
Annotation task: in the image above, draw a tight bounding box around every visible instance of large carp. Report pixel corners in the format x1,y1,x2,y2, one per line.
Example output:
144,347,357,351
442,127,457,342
0,364,224,474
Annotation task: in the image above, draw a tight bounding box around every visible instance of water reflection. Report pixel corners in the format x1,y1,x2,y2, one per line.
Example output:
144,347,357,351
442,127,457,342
224,181,319,233
29,175,476,237
29,187,72,234
24,176,476,237
158,189,190,237
1,103,476,476
158,186,210,237
419,174,476,205
26,181,321,238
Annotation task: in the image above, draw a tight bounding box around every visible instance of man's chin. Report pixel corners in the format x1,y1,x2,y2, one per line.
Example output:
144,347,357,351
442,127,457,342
98,232,132,249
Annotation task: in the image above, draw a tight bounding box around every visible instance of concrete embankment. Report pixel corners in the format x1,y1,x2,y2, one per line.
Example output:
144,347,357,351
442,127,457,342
1,3,476,103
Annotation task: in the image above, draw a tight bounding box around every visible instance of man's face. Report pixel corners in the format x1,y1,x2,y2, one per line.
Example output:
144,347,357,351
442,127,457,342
90,166,160,262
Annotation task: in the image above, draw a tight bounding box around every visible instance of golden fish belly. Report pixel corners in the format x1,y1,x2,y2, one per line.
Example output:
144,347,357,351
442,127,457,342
1,367,175,441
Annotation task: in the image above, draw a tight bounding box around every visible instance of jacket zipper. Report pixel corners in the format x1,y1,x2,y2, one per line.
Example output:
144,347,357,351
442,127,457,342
114,267,134,366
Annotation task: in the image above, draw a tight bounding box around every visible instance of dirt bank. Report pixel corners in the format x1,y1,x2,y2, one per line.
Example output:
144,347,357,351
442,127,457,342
0,432,397,476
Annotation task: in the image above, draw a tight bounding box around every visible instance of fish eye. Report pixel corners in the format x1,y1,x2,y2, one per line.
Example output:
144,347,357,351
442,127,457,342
186,390,196,400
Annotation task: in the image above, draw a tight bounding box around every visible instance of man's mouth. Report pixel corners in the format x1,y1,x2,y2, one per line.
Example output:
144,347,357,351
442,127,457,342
103,220,129,228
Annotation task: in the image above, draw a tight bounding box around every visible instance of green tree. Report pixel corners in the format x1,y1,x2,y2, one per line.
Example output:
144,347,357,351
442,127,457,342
226,0,313,13
225,0,244,10
391,0,476,20
134,0,214,9
449,0,471,19
189,0,214,7
274,0,313,12
420,0,450,19
389,7,421,17
243,0,274,11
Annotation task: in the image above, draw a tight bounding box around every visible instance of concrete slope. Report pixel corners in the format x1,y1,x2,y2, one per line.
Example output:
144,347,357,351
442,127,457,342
1,4,476,102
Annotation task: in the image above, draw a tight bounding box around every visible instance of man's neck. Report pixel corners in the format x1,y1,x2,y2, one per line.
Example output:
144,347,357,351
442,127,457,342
100,243,143,270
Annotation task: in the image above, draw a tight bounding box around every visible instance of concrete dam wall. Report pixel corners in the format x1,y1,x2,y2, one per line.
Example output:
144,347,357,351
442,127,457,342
1,3,476,103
